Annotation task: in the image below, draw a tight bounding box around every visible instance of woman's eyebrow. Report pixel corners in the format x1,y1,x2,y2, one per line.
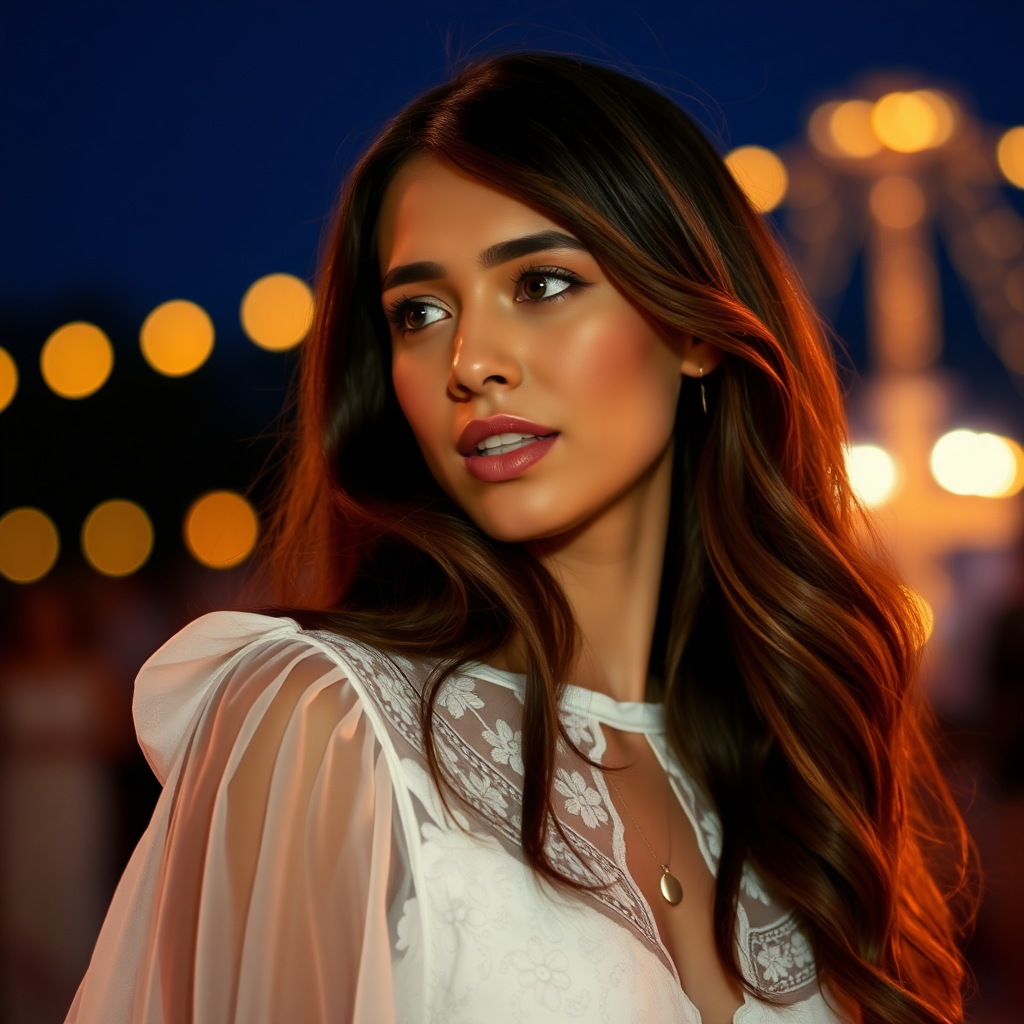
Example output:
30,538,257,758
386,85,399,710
381,230,588,292
477,230,589,269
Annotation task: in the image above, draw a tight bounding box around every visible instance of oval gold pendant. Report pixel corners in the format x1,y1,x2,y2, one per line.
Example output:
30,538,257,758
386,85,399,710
660,869,683,905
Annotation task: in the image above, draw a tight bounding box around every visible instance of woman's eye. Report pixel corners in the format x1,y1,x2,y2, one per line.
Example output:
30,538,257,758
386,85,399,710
516,273,573,303
398,302,448,331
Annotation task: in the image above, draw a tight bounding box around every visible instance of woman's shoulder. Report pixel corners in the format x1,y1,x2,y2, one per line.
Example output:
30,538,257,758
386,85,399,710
132,609,401,783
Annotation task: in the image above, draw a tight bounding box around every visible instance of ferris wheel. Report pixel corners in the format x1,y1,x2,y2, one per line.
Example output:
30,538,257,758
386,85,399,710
726,79,1024,685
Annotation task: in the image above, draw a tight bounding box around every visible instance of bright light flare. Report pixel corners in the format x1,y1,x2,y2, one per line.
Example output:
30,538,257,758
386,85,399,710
930,429,1022,497
0,508,60,583
846,444,898,506
724,146,788,213
997,126,1024,190
140,300,215,376
184,491,259,568
240,274,314,352
82,500,154,577
872,92,941,153
0,347,17,413
40,322,114,398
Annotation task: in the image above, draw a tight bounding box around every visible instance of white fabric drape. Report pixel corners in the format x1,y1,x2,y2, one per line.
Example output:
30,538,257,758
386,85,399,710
67,612,406,1024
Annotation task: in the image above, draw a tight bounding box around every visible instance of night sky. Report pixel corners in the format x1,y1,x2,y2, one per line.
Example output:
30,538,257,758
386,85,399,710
2,1,1023,558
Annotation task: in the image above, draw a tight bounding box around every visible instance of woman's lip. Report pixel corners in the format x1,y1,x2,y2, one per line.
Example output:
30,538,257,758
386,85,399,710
456,416,558,457
463,435,558,483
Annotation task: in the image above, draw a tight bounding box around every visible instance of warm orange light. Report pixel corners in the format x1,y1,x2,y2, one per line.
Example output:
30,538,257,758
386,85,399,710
808,102,842,156
869,175,927,229
240,274,314,352
0,508,60,583
914,90,956,147
81,500,154,577
0,347,17,413
829,100,882,158
184,491,259,568
724,146,788,213
40,322,114,398
140,300,215,376
997,126,1024,189
872,92,939,153
903,587,935,647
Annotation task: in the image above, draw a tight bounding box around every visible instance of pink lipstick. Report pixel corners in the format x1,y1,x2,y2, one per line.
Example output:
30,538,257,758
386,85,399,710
458,416,559,483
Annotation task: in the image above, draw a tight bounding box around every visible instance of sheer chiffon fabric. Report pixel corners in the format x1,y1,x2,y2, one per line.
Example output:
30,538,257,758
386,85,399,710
68,612,842,1023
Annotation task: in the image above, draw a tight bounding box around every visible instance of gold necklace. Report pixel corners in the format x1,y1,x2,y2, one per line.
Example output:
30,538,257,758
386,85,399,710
609,776,684,906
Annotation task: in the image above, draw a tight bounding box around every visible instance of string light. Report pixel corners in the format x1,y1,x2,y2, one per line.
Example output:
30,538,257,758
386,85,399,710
184,491,259,568
81,500,154,576
240,273,314,351
140,300,215,376
0,347,17,413
724,146,788,213
0,508,60,583
40,322,114,398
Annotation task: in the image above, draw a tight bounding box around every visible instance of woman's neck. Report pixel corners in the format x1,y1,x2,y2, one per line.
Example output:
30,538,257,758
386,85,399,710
524,441,674,705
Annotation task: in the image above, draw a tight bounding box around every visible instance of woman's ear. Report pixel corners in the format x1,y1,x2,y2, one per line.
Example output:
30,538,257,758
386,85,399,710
679,336,724,378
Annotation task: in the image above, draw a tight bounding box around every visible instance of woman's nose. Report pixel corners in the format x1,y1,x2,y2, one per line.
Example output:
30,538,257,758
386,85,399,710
447,315,524,398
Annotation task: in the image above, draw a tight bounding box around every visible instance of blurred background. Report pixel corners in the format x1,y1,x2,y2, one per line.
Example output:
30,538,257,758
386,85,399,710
1,2,1022,1021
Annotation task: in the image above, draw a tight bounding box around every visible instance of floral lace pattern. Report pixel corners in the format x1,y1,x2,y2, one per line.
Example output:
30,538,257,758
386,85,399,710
307,629,825,1015
748,917,816,995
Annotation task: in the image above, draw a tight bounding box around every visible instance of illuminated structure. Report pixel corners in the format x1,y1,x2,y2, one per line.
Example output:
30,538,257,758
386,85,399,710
776,82,1024,625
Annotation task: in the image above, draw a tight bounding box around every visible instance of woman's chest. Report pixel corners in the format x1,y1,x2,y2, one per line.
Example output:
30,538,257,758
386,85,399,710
401,825,697,1024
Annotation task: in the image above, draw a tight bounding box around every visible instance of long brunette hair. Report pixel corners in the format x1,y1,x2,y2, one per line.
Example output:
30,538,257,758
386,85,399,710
267,54,975,1023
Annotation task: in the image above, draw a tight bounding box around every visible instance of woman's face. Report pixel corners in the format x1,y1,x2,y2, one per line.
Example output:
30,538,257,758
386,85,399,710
377,155,691,544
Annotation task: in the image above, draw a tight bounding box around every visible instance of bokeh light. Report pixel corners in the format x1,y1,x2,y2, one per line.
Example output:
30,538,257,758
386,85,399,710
930,430,1021,497
0,347,17,413
140,300,215,377
869,175,927,229
913,90,957,147
723,146,788,213
871,91,940,153
846,444,898,506
903,586,935,647
997,126,1024,189
40,322,114,398
997,438,1024,497
829,100,882,158
0,508,60,583
184,491,259,568
81,500,154,577
240,273,314,352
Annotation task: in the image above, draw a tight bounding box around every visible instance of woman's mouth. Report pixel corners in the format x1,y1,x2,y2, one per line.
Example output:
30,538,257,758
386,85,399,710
458,417,559,482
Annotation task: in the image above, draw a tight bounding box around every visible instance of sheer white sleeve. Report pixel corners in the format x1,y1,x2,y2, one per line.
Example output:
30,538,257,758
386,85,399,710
66,611,410,1024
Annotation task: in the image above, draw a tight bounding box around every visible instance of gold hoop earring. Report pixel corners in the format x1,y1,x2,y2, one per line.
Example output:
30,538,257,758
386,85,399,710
699,364,707,415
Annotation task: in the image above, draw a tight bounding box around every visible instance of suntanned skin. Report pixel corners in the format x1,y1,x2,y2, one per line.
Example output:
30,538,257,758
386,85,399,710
377,156,741,1023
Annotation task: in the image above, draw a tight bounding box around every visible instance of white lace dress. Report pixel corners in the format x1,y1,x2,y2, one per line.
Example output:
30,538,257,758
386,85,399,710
68,611,845,1023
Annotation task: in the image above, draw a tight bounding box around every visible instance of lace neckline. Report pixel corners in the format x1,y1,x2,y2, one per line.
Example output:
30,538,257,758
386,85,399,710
464,662,665,735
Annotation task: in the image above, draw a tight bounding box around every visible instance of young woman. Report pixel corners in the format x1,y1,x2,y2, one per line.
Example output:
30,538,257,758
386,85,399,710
68,54,974,1024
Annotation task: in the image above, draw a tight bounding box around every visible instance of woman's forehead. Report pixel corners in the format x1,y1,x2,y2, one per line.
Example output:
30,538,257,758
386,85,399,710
376,155,568,277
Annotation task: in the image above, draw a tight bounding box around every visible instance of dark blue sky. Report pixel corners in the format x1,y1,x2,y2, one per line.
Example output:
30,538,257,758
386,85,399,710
2,0,1023,429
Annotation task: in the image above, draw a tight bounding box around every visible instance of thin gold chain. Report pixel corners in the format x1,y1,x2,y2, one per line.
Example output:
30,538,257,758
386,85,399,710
608,775,673,873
